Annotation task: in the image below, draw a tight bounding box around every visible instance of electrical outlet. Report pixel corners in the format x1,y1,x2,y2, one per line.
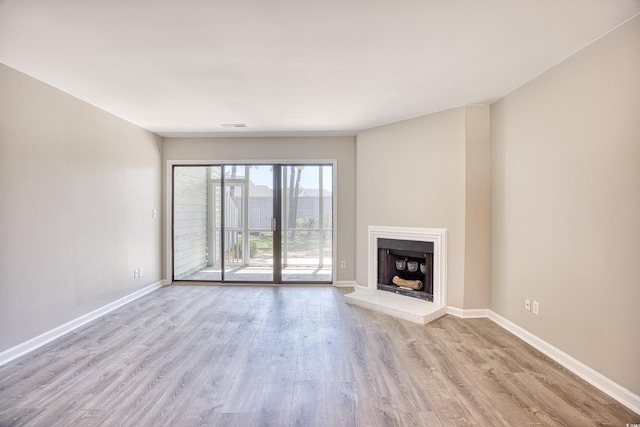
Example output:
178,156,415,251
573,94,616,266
532,300,540,315
139,268,143,277
340,261,346,269
525,298,531,311
133,269,138,278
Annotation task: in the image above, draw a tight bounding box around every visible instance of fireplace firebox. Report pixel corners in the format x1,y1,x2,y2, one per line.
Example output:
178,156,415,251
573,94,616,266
377,238,434,301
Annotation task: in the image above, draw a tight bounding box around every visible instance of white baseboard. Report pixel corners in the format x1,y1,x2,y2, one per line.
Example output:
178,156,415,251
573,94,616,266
0,280,166,367
447,306,490,318
488,310,640,416
334,280,358,288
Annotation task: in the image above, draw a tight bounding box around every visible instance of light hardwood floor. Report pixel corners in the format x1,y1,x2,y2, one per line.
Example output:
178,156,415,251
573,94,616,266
0,286,637,426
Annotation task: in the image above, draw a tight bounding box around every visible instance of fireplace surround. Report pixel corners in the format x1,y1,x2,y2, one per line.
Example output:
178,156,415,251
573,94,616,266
344,226,447,324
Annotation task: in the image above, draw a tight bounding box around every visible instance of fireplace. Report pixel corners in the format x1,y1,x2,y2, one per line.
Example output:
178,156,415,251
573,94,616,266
377,238,433,301
343,226,447,324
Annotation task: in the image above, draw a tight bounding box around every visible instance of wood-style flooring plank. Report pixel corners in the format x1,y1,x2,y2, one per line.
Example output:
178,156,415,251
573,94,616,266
291,380,327,427
325,381,358,427
0,285,638,426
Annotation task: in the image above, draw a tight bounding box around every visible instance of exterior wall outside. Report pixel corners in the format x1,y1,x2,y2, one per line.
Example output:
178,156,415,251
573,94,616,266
0,64,163,353
490,15,640,395
173,167,208,279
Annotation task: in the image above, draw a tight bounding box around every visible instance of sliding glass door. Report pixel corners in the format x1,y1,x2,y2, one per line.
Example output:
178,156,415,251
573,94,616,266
281,165,332,282
172,163,332,283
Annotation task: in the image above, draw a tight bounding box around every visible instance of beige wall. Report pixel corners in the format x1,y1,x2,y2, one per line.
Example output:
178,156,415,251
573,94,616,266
355,105,490,309
163,137,356,282
490,16,640,395
0,64,163,352
463,106,492,309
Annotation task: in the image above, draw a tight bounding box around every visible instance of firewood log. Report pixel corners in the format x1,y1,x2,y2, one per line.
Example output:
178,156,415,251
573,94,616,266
392,276,423,290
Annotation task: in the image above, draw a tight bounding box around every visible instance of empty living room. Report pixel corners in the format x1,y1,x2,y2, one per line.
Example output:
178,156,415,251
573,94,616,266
1,1,639,426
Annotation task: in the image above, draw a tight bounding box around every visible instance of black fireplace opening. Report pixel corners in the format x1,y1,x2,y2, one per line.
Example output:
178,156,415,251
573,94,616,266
377,238,434,302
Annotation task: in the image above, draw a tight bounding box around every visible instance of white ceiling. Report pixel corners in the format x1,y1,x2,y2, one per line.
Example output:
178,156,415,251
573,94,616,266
1,0,639,137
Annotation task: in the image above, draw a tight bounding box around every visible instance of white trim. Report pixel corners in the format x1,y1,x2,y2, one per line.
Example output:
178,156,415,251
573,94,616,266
334,280,357,288
368,226,447,307
488,310,640,416
0,281,165,367
447,306,490,319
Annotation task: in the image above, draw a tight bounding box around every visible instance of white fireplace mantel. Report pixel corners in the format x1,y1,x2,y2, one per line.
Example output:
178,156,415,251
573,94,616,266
345,226,448,324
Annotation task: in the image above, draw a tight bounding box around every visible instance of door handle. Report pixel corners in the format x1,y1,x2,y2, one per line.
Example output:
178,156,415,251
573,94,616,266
271,217,277,231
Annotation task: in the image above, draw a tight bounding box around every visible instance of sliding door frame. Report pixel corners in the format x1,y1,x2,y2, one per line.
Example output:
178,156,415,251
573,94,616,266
166,159,337,285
